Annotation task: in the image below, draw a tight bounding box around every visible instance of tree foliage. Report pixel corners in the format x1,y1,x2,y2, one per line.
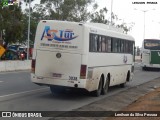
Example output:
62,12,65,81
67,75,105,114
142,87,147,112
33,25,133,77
0,0,134,48
90,7,134,34
0,5,23,47
90,7,109,24
40,0,94,22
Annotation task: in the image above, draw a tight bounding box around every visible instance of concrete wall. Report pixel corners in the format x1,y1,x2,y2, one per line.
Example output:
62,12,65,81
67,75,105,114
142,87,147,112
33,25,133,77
0,57,141,72
0,60,31,72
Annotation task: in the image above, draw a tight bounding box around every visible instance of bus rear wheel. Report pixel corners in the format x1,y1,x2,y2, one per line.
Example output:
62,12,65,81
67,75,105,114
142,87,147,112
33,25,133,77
120,82,126,88
92,77,103,97
101,78,109,95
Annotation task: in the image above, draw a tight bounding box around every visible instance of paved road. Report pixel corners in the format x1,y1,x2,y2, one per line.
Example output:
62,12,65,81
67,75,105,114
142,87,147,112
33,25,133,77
0,65,160,112
0,71,45,96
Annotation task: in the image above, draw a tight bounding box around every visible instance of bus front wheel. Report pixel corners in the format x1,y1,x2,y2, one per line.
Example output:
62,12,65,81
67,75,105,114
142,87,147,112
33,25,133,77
120,72,130,88
101,78,109,95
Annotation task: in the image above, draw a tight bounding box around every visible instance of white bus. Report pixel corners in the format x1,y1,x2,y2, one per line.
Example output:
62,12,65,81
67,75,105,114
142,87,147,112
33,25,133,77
31,20,135,96
141,39,160,70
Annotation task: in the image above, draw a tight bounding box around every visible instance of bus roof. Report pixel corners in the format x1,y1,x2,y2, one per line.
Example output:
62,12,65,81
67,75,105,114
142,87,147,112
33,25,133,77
144,39,160,41
85,22,134,41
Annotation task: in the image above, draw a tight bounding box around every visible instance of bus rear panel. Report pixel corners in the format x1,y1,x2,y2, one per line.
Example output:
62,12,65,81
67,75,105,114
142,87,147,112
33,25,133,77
141,39,160,69
31,20,88,89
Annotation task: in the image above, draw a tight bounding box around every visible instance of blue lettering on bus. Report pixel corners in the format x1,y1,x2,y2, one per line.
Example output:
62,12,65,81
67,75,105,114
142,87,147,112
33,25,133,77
41,26,78,41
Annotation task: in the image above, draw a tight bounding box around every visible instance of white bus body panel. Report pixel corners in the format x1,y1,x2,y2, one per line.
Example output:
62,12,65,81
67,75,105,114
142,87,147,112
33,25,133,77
35,50,81,80
31,20,134,92
31,20,88,89
141,50,150,67
87,53,133,91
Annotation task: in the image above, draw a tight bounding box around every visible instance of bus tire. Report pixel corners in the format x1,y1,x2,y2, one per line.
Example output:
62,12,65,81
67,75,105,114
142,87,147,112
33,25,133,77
142,67,146,71
93,77,103,97
120,82,126,88
120,72,129,88
101,77,109,95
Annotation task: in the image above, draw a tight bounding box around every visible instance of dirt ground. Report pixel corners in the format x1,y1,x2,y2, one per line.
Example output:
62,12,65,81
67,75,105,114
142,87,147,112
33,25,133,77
107,87,160,120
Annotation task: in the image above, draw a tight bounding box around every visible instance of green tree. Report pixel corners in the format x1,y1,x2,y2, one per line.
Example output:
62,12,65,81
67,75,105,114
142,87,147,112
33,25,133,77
0,4,24,48
21,0,134,47
40,0,94,22
90,7,134,34
22,4,49,46
22,0,96,45
90,7,109,24
116,22,135,34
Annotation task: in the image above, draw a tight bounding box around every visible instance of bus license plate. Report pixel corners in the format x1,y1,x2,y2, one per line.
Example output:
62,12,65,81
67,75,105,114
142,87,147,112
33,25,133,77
52,73,62,78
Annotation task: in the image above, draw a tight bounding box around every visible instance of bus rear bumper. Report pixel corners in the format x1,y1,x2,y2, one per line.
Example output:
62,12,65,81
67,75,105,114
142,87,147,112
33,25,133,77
31,74,88,90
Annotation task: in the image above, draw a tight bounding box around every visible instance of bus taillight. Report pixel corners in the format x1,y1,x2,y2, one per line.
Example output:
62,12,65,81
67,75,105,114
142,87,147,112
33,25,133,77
80,64,87,79
31,59,36,73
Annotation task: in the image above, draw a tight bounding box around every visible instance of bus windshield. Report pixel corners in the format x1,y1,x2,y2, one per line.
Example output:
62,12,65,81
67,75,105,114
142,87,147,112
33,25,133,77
144,39,160,50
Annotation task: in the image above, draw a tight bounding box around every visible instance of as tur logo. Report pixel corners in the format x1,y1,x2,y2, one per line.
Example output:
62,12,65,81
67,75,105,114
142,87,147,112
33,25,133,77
41,26,78,42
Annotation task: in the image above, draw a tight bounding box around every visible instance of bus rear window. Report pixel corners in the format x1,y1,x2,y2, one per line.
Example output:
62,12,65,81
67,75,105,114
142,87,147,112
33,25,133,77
144,40,160,50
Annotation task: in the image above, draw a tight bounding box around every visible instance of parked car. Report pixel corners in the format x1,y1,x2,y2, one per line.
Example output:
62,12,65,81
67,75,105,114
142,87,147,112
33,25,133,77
7,45,21,51
8,44,26,51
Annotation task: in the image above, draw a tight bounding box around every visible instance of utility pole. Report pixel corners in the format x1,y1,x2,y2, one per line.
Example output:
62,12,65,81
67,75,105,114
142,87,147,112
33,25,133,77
0,14,3,46
27,0,31,60
134,8,155,40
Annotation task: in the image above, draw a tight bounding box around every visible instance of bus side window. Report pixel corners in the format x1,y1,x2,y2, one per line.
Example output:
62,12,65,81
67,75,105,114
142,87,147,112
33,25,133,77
90,34,98,52
107,37,111,52
89,34,92,52
117,39,121,53
92,35,98,52
98,36,102,52
94,35,98,52
102,36,106,52
111,38,113,52
124,41,127,53
112,38,118,52
89,34,94,52
89,34,98,52
125,41,129,53
129,41,133,54
120,39,124,53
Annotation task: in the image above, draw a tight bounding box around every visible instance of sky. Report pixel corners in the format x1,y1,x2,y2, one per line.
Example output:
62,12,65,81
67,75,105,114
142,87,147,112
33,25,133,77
95,0,160,47
22,0,160,47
